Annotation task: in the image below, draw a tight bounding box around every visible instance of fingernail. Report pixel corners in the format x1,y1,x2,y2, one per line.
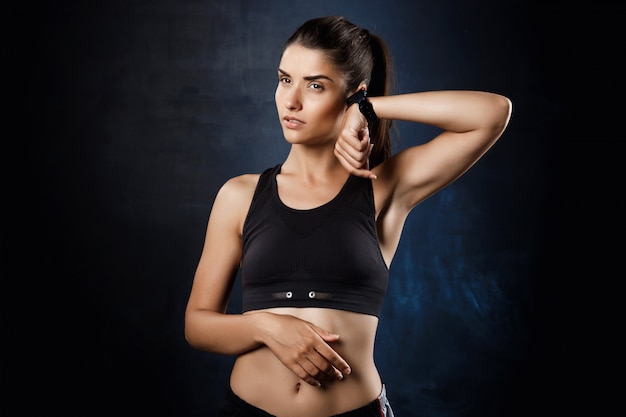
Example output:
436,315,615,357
344,367,351,375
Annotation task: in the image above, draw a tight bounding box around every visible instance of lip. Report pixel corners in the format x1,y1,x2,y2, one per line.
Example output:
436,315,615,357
283,116,304,129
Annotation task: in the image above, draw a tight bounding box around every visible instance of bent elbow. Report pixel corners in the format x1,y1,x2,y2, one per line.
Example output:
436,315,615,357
493,95,513,136
183,312,203,349
184,322,196,348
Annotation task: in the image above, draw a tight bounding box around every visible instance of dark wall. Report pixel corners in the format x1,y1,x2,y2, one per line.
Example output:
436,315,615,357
23,0,619,416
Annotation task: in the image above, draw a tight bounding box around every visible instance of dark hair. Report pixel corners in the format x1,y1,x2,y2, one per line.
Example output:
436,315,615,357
283,16,395,167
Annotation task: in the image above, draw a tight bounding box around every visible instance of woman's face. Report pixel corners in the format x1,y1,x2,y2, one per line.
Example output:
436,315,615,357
275,44,347,146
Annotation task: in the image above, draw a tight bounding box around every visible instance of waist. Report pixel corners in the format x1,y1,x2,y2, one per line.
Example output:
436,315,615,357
231,308,381,416
224,383,388,417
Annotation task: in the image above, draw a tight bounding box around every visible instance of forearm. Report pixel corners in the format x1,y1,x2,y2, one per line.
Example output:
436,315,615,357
185,310,269,355
370,90,512,134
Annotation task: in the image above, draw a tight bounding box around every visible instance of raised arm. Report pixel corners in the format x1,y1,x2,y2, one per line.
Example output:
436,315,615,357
335,90,511,265
372,90,512,209
336,90,511,206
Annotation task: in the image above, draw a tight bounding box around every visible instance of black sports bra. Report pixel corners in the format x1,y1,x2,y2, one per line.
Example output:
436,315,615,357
240,164,389,317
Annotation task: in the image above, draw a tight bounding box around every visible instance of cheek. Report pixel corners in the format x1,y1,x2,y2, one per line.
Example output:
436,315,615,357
274,88,281,107
316,102,345,131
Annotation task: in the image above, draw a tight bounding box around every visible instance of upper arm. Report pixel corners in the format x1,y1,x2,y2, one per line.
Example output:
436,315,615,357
186,175,258,315
372,94,511,262
376,97,511,213
385,128,499,210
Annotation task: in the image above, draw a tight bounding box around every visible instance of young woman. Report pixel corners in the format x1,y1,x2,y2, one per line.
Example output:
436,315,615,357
185,15,512,417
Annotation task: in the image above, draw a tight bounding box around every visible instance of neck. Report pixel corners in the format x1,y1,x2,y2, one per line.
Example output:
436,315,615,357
281,146,345,179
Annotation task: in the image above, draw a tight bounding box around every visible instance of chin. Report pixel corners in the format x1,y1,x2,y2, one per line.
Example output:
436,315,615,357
282,130,306,144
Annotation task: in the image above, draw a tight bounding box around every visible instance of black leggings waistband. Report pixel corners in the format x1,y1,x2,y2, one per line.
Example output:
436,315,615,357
217,384,393,417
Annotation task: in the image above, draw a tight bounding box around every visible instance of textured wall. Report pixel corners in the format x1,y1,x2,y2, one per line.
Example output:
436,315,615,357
28,0,601,416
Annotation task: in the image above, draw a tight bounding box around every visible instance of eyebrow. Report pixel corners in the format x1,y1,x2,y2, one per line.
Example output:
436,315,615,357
278,68,335,83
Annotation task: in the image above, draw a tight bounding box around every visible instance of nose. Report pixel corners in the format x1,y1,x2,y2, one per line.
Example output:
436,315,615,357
283,87,302,111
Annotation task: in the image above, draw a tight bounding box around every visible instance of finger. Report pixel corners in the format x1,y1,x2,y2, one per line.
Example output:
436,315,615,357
289,352,321,387
291,339,337,384
334,143,362,170
335,137,371,170
311,343,351,379
359,126,371,147
302,356,333,381
348,167,376,179
306,351,344,381
309,325,352,377
294,362,322,387
334,149,376,179
344,127,371,154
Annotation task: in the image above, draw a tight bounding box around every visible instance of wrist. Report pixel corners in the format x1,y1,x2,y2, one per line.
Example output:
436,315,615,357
346,90,378,125
251,311,277,345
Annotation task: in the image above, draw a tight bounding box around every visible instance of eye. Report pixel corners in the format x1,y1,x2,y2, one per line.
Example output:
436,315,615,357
279,76,291,84
309,82,324,91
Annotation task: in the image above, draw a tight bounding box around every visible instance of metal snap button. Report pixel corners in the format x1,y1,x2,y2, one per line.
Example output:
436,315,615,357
286,291,293,299
308,291,316,298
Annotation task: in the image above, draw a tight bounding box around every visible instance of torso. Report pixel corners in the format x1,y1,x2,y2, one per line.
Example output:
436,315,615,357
228,164,398,416
231,308,382,417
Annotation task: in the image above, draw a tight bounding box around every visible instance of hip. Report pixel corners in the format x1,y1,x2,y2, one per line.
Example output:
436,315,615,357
220,381,393,417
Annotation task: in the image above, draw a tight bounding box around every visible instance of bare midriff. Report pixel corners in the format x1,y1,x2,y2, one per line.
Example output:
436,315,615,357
230,307,382,417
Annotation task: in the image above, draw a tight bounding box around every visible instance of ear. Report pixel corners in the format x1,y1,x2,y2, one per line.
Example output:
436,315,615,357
349,83,367,96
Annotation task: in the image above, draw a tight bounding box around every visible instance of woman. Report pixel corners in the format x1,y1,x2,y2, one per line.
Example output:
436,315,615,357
185,15,512,417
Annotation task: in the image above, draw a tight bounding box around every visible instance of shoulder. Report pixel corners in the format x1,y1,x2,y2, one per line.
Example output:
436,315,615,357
209,173,263,236
218,164,279,202
216,173,261,207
